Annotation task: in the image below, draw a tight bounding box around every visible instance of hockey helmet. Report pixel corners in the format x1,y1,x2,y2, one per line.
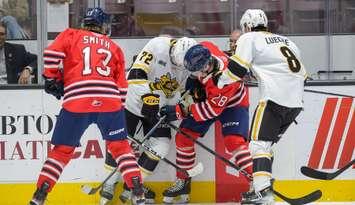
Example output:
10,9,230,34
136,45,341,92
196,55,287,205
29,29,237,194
184,44,211,73
171,37,197,67
82,7,111,35
240,9,268,33
83,7,109,27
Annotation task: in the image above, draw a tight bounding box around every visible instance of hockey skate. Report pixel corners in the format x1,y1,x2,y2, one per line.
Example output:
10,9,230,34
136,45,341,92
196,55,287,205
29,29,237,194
119,183,156,204
241,186,274,205
29,182,50,205
99,181,116,205
131,176,145,205
162,178,191,204
99,170,121,205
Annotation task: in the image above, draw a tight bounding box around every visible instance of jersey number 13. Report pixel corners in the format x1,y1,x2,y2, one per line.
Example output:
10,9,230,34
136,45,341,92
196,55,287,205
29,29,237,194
82,47,112,76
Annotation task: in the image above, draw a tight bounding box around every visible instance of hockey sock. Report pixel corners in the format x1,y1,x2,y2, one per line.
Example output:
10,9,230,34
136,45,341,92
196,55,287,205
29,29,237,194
138,151,159,179
249,141,273,192
175,128,199,179
37,145,75,192
107,140,142,188
224,135,253,176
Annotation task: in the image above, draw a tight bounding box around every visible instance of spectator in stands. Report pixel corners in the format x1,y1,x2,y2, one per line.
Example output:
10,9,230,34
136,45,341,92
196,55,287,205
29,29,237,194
159,26,185,37
0,22,37,84
184,25,200,36
110,13,145,37
224,29,241,56
0,0,30,39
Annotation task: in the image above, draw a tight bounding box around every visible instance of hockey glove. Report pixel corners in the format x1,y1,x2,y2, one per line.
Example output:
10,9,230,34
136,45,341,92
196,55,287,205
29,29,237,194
159,104,187,122
141,93,160,121
180,91,194,110
44,77,64,100
185,76,206,102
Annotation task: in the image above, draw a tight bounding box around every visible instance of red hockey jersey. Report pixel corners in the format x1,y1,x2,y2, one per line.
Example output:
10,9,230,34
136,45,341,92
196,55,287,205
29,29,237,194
43,28,127,113
189,41,249,122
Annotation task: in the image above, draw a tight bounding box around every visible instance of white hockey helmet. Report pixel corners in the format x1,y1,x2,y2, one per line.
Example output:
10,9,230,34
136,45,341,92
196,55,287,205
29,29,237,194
171,37,197,68
240,9,268,33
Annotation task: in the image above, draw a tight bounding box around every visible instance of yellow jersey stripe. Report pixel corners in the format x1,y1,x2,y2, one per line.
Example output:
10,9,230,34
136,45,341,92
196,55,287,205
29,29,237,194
128,80,148,84
230,54,251,69
132,63,150,73
251,101,266,141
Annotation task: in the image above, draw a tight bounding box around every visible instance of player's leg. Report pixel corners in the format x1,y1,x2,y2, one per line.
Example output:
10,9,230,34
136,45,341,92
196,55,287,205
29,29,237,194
163,117,212,203
99,109,141,204
121,116,171,203
219,106,253,177
98,109,144,205
242,100,290,205
29,109,91,205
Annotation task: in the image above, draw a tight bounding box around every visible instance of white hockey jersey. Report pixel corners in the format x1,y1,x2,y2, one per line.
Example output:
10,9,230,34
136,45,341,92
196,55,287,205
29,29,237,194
223,31,307,108
125,36,189,116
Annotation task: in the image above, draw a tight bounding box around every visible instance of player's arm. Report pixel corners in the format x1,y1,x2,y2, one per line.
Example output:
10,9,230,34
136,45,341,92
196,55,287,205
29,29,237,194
189,83,235,122
160,78,235,122
113,46,127,107
218,34,253,88
127,43,162,120
42,29,71,99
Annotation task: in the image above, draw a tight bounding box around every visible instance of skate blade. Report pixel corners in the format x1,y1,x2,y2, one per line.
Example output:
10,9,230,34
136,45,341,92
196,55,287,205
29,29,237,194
145,198,155,204
241,201,274,205
99,197,110,205
163,194,189,204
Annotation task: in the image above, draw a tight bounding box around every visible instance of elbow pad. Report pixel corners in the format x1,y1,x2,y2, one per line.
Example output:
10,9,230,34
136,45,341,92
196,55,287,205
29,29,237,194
127,68,148,80
228,59,248,79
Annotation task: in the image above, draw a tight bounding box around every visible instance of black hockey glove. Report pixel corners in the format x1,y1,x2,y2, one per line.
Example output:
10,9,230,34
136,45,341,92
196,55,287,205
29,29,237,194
159,105,179,122
141,93,160,122
159,103,188,122
185,76,206,102
44,77,64,100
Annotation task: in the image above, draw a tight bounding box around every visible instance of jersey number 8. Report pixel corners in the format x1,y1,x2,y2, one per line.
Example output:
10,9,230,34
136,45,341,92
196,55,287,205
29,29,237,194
280,46,301,73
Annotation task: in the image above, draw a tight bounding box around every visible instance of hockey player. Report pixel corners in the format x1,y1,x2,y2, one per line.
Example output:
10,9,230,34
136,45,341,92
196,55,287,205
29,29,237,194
29,8,144,205
99,36,197,204
218,9,307,204
159,41,253,204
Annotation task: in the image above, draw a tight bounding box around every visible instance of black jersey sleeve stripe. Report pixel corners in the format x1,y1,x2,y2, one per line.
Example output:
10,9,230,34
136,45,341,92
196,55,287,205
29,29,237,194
127,68,148,80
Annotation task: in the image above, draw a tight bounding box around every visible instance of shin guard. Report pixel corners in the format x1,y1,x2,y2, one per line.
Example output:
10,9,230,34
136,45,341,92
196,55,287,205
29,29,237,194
107,140,142,188
224,135,253,176
37,145,75,192
175,128,199,179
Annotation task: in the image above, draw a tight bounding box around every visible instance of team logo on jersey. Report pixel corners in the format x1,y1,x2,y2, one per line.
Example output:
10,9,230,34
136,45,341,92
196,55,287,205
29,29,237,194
142,94,160,105
154,73,179,98
91,100,102,107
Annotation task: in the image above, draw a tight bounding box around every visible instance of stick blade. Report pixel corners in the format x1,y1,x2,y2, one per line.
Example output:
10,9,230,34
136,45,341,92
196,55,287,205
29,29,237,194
187,162,204,177
292,190,322,205
300,166,329,180
81,184,97,195
274,189,322,205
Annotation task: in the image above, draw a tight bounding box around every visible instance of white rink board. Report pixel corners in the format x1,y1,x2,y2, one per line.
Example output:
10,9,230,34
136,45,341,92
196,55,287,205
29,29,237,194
0,85,354,183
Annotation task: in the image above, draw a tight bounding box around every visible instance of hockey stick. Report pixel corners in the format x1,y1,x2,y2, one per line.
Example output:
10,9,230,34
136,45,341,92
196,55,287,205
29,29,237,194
167,123,322,204
304,89,355,98
301,159,355,180
127,134,204,178
81,116,167,195
246,81,355,98
273,189,322,205
167,122,253,179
